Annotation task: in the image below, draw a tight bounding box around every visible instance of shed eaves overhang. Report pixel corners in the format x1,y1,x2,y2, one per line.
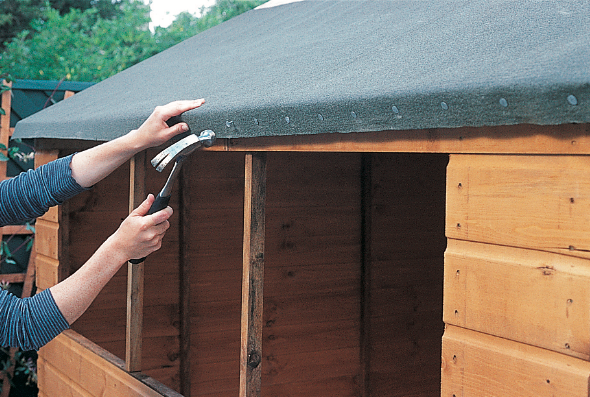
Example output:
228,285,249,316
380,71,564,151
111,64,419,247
13,0,590,142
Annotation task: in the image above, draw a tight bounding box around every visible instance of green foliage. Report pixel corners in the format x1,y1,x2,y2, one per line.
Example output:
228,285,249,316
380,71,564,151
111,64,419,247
0,240,16,265
0,0,268,82
0,347,38,392
200,0,267,26
0,2,158,81
0,72,11,116
0,0,130,49
153,0,268,48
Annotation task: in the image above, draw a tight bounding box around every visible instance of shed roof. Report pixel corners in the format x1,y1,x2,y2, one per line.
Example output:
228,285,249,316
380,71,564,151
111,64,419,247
13,0,590,142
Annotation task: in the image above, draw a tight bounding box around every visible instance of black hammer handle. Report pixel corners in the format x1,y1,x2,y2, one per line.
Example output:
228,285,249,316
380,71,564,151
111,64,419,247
129,193,171,264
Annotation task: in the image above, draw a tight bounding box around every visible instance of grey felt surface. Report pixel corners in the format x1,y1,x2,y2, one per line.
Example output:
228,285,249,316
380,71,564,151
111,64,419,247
13,0,590,142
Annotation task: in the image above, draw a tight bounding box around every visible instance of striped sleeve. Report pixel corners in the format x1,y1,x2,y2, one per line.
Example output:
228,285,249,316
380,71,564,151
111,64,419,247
0,154,88,226
0,288,70,351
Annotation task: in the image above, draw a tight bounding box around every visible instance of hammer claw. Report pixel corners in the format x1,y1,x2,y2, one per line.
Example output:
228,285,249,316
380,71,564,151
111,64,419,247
150,130,215,172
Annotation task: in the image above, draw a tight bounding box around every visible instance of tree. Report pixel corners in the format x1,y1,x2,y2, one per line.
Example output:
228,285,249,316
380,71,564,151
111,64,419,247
0,0,130,49
0,2,157,81
153,0,268,50
0,0,269,82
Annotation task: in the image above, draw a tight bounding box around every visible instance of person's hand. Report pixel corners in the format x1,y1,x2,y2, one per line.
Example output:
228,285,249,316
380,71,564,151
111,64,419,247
131,99,205,150
106,194,173,262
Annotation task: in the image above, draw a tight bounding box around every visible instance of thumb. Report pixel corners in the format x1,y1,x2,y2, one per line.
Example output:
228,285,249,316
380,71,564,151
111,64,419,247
167,122,190,137
131,194,155,217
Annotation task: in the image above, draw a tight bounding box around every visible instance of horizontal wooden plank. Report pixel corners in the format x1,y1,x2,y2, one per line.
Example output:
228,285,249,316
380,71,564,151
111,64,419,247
0,225,34,235
264,292,360,328
442,325,590,397
225,124,590,154
447,154,590,258
93,335,182,370
444,239,590,360
35,219,59,259
262,346,359,385
32,123,590,155
262,376,359,397
35,253,60,290
265,152,361,207
39,330,181,396
38,358,93,397
73,304,180,345
39,205,59,223
264,319,359,357
185,359,239,395
264,262,360,297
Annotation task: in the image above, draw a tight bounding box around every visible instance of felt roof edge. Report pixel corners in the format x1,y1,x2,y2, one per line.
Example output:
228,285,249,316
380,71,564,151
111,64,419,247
190,84,590,140
15,82,590,142
12,0,590,142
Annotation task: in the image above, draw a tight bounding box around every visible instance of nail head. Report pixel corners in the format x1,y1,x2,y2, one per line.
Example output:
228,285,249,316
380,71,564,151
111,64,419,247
567,95,578,106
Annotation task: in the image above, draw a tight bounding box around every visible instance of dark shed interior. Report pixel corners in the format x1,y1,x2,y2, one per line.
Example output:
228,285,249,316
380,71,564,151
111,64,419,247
64,151,447,395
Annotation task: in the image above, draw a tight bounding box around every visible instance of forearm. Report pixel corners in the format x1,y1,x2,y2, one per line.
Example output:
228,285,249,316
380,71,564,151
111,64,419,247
0,155,87,226
49,235,128,324
49,194,172,324
0,289,70,350
69,100,203,188
70,130,144,188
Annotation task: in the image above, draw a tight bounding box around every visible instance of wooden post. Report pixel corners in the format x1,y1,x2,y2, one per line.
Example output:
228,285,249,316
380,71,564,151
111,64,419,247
126,151,146,372
178,166,191,395
239,152,267,397
0,80,12,181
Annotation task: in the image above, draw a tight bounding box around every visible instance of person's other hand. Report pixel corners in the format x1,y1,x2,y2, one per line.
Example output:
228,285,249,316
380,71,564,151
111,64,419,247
131,99,205,150
107,194,173,262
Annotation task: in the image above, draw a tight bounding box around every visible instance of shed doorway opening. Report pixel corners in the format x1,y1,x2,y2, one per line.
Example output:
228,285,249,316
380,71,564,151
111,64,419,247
67,150,448,396
260,152,448,396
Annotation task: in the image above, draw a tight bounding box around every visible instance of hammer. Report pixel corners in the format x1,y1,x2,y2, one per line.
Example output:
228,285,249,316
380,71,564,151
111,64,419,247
130,129,216,264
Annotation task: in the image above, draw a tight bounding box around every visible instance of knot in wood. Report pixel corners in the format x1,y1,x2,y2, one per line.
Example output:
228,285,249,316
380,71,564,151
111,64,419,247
248,351,261,369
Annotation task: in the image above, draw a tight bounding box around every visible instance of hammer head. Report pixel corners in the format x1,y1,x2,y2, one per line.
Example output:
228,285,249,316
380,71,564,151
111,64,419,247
151,130,216,172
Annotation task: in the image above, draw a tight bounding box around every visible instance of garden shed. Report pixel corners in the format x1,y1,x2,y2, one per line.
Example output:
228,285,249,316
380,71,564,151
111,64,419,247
12,0,590,396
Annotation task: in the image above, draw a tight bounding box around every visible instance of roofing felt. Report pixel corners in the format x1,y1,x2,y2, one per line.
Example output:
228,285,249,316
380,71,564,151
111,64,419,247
13,0,590,142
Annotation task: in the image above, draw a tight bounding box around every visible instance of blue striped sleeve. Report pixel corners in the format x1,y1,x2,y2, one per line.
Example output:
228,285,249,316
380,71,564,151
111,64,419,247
0,288,70,351
0,154,88,226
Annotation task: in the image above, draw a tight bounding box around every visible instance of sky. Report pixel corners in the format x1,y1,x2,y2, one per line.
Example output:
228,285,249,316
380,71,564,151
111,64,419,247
145,0,216,29
146,0,301,28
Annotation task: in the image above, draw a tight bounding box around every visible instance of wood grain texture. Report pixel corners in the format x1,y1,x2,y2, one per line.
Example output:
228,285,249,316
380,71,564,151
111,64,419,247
225,124,590,154
447,154,590,258
33,150,62,288
442,325,590,397
127,151,147,372
444,239,590,360
240,152,267,397
38,330,181,396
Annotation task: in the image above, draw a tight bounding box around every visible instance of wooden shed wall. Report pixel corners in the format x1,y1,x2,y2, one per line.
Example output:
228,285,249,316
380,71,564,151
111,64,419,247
38,150,449,396
67,147,182,388
442,154,590,395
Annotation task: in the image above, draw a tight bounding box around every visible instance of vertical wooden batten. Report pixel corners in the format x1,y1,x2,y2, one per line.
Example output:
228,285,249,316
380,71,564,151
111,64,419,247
240,152,267,397
126,151,147,372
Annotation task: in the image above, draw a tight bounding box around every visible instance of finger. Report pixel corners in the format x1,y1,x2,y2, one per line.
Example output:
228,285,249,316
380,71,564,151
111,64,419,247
165,122,190,137
149,206,173,225
131,194,155,217
159,99,205,120
151,220,170,236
